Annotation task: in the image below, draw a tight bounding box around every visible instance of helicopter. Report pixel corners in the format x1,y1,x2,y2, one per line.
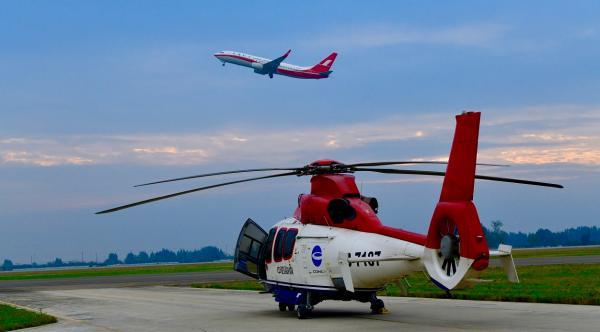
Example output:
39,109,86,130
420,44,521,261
97,112,562,319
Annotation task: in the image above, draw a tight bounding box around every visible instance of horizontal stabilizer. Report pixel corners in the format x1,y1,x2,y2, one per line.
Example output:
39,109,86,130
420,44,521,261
490,244,519,283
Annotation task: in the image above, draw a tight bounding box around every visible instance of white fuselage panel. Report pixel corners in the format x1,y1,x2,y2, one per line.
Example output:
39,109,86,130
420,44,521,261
265,218,426,291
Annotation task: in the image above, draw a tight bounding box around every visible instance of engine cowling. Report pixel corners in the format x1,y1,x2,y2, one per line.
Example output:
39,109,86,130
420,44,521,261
251,62,264,73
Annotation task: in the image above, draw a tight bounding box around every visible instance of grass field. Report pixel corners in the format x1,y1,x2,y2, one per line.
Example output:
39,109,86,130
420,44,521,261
510,246,600,258
0,304,56,331
191,264,600,305
0,262,232,281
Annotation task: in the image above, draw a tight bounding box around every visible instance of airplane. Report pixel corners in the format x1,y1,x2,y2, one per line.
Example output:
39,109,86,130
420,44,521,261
97,112,562,319
214,49,337,79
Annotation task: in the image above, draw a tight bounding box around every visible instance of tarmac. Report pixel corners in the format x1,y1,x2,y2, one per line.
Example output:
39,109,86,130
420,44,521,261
1,286,599,332
0,270,246,291
1,256,599,331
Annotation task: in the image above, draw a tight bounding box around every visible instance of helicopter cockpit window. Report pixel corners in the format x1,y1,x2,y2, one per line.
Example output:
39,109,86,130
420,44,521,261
283,228,298,260
264,227,277,263
273,228,286,262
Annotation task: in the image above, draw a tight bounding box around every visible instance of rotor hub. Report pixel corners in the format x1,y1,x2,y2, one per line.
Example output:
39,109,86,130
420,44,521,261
440,234,458,259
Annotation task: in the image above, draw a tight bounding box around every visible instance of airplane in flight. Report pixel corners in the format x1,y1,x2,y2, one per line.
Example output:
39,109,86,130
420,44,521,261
214,49,337,79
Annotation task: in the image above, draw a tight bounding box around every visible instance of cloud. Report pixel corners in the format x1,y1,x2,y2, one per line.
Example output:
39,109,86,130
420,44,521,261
0,116,432,167
313,23,510,49
1,104,599,168
2,151,93,166
479,146,600,165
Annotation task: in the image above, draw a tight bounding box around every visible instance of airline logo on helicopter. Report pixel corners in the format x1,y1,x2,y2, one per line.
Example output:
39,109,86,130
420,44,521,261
311,245,323,267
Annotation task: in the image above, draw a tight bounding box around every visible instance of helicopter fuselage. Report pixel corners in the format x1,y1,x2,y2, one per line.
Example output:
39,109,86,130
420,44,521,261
263,218,425,293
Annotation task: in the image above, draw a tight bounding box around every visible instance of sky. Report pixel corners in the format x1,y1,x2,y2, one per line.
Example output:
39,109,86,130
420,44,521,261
1,1,599,263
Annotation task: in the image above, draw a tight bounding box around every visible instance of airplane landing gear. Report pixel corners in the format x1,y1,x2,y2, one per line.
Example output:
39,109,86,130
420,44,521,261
269,73,273,79
222,62,225,66
370,297,387,314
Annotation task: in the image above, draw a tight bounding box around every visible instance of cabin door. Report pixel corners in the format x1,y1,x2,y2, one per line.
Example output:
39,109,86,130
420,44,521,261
234,218,267,279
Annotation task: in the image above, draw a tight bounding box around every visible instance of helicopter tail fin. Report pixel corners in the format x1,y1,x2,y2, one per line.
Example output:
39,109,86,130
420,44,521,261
422,112,490,290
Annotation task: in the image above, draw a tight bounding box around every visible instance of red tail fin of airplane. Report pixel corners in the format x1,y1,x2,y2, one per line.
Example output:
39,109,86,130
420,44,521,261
311,52,337,73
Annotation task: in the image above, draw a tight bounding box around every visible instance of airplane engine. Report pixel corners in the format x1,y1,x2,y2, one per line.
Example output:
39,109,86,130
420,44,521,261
251,62,264,73
422,201,488,290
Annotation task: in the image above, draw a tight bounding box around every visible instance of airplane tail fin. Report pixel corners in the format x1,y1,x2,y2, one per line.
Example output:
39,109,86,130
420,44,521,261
311,52,337,75
422,112,490,291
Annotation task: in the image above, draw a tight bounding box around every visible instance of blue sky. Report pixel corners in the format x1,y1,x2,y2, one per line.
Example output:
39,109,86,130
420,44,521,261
1,1,599,263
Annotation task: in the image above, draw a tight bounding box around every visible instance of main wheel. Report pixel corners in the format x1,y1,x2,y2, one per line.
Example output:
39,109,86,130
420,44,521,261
287,304,295,311
297,304,312,319
370,299,385,314
278,302,287,312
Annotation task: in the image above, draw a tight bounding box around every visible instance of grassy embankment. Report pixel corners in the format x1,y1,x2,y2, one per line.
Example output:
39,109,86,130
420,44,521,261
0,262,231,281
0,304,56,331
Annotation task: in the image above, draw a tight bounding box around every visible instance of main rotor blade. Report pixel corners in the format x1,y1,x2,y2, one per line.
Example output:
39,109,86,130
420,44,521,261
97,171,297,214
352,167,563,189
134,167,300,187
348,161,508,167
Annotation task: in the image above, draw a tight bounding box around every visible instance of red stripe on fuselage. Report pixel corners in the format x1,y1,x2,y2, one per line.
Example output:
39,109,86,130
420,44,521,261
215,54,256,63
276,68,328,79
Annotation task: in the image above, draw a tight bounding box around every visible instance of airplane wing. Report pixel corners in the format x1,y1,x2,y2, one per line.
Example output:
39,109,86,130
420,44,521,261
262,49,291,74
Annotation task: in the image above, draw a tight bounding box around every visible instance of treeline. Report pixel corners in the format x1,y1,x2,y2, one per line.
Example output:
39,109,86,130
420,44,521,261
484,221,600,248
1,246,230,272
123,247,229,264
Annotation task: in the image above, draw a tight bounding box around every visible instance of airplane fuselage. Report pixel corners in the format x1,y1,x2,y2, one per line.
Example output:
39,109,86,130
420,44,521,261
214,50,335,79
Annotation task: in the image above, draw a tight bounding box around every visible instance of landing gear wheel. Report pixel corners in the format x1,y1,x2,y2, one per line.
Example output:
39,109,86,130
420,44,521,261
287,304,295,311
278,302,287,312
370,298,386,314
297,304,312,319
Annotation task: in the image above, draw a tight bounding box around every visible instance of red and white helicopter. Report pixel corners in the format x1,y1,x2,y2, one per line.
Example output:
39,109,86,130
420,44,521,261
97,112,562,319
